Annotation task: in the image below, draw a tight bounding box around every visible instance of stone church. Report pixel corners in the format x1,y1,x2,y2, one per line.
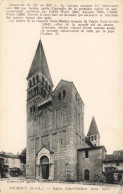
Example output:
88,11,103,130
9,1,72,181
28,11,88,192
26,39,106,181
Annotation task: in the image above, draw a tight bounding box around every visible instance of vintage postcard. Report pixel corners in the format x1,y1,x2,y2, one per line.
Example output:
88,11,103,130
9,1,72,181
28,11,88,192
0,0,123,193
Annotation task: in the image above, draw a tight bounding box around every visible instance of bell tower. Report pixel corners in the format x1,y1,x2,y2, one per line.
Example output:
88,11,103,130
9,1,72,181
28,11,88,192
26,40,53,118
26,39,53,178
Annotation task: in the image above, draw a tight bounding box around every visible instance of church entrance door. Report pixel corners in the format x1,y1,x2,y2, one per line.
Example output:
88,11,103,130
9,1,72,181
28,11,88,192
40,156,49,179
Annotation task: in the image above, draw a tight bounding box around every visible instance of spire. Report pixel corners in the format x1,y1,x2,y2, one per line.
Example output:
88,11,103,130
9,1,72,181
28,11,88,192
27,40,53,86
87,116,100,136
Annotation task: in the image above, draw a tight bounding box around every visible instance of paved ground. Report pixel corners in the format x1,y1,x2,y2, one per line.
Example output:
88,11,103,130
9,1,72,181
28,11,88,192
0,177,122,194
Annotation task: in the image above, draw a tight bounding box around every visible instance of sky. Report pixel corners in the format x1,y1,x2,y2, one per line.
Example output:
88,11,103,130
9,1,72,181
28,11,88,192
0,1,123,155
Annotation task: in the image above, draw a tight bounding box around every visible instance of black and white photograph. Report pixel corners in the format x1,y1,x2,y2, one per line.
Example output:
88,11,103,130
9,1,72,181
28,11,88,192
0,0,123,193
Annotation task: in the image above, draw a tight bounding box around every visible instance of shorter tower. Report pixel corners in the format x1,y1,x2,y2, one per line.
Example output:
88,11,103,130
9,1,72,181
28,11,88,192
87,116,100,146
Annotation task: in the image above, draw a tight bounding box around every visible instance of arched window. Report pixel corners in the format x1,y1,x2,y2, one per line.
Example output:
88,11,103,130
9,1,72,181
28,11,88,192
58,92,61,100
33,77,35,85
84,169,89,180
30,107,32,113
29,80,32,88
63,90,66,98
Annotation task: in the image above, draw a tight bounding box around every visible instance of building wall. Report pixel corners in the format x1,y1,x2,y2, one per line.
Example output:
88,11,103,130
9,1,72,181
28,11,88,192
78,147,105,181
4,157,21,169
26,79,85,181
103,162,123,171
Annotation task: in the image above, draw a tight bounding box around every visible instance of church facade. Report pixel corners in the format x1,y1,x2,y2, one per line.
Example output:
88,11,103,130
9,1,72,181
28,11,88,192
26,40,106,181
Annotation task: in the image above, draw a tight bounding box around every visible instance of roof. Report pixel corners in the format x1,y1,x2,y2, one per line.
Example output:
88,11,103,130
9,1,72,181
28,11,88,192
87,116,100,136
0,152,19,159
78,145,107,152
53,79,85,104
27,39,53,86
103,151,123,163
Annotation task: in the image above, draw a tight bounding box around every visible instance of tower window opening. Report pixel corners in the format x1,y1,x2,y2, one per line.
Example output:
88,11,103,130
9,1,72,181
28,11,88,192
33,106,35,112
29,80,32,88
63,90,66,98
58,92,61,100
33,77,35,85
85,150,89,158
91,136,93,141
94,135,96,140
30,107,32,113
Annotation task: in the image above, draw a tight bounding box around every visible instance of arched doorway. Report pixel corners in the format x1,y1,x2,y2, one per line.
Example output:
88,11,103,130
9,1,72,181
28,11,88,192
84,169,89,180
40,156,49,179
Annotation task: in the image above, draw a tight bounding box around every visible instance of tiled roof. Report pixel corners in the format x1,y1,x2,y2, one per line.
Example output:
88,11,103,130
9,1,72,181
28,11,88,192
27,40,53,86
103,151,123,162
87,116,100,136
78,145,106,152
0,152,19,159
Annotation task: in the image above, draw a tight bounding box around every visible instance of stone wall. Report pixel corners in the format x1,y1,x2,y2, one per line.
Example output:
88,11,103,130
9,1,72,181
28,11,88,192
78,147,105,181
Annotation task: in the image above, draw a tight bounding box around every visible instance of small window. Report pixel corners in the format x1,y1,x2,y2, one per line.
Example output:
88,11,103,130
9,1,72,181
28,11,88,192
85,150,89,158
58,92,61,100
29,80,32,88
116,162,120,166
33,77,35,85
30,107,32,113
33,106,35,112
94,135,96,140
49,85,51,92
91,136,93,141
63,90,66,98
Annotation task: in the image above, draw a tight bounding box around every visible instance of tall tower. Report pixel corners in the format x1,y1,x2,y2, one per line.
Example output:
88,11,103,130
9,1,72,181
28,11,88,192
87,116,100,146
26,40,53,178
26,39,85,181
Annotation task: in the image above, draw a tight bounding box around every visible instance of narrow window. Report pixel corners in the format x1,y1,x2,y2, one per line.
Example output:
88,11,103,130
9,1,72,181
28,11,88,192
91,136,93,141
85,150,89,158
94,135,96,140
33,77,35,85
30,107,32,113
58,92,61,100
29,80,32,88
63,90,66,98
33,106,35,112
